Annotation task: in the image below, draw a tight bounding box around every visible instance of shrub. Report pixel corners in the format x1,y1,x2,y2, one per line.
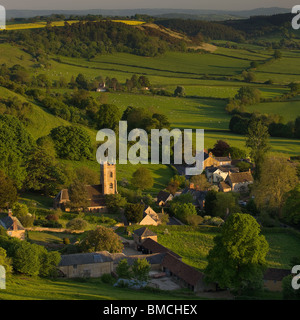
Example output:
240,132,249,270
101,273,116,284
66,218,88,230
46,214,59,221
63,238,70,245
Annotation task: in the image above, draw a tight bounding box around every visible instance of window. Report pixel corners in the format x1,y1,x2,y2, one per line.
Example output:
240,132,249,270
110,172,113,178
110,183,113,189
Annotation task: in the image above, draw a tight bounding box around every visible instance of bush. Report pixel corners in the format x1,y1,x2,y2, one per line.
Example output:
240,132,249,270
46,214,59,221
101,273,116,284
34,218,62,228
63,237,70,245
66,218,88,230
18,215,35,228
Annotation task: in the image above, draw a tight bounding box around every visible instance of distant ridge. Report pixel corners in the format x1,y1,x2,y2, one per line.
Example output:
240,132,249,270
6,7,291,20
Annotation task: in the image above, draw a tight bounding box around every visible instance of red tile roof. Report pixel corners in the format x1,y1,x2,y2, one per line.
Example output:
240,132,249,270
161,253,204,286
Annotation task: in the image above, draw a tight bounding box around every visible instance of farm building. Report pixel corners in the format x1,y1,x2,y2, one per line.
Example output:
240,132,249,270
0,211,25,240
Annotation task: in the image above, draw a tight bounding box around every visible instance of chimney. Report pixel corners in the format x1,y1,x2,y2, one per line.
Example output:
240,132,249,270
209,152,213,158
8,209,12,217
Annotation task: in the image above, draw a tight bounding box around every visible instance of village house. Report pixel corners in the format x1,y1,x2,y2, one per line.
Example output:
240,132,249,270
0,210,25,240
205,165,239,184
156,190,173,207
54,162,117,212
203,151,232,170
219,170,254,193
138,205,161,226
96,82,107,92
180,187,207,210
133,227,158,250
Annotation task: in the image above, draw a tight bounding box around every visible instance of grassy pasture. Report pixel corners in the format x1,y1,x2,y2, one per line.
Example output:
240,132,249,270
247,100,300,122
126,225,300,272
0,275,198,300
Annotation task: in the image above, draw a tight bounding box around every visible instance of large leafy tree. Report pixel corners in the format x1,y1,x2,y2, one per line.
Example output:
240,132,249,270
49,126,93,160
246,119,270,179
96,104,122,131
25,147,67,195
205,213,269,294
0,115,35,188
68,179,89,211
0,170,18,209
283,184,300,227
80,226,123,253
131,167,154,191
252,157,299,217
124,203,144,224
211,140,230,157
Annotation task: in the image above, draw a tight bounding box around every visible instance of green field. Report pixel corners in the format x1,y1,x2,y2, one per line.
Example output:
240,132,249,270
0,275,200,300
0,36,299,198
247,100,300,122
126,225,300,272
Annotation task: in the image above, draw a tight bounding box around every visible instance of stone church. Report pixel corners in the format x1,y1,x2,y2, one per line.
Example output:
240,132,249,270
54,162,117,212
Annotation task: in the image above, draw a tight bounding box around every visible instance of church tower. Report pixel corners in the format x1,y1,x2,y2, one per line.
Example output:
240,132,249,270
100,162,117,195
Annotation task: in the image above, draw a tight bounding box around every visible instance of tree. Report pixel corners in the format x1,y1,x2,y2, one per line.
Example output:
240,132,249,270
131,258,151,281
174,86,186,97
246,120,270,179
236,161,251,172
213,192,239,218
66,218,88,230
204,190,218,215
96,104,122,131
211,140,230,157
12,203,29,218
131,167,154,191
242,71,256,83
170,202,197,224
68,179,89,211
116,259,132,279
205,213,269,293
273,49,282,59
124,203,144,224
235,86,261,105
80,226,123,253
13,241,41,276
295,116,300,139
74,166,99,185
25,147,66,195
253,157,299,217
166,180,180,195
75,73,89,90
283,184,300,227
105,194,127,214
190,174,211,191
0,170,18,209
0,247,12,275
225,147,247,160
49,126,93,161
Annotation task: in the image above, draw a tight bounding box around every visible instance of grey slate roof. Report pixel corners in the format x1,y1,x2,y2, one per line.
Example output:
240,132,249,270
133,227,157,238
126,253,166,266
0,215,25,231
58,251,113,266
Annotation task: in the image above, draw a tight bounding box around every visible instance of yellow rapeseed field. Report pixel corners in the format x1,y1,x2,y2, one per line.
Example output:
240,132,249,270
1,20,144,31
